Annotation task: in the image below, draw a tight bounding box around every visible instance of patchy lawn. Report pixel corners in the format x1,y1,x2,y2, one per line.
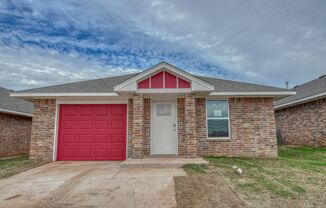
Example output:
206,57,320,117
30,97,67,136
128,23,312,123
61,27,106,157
0,154,45,179
175,146,326,208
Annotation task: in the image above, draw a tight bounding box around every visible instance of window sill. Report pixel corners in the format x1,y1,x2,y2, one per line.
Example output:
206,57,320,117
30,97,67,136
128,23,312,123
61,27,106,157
207,137,231,141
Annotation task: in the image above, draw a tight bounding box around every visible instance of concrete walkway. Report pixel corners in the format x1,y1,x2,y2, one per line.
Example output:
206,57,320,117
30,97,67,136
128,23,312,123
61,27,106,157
121,157,208,168
0,161,186,208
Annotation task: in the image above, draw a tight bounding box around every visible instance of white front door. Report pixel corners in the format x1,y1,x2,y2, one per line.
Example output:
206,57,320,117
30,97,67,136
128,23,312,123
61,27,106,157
151,101,178,155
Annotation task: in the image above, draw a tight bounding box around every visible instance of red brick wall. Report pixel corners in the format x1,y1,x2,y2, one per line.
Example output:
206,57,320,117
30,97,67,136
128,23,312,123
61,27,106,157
29,99,56,161
127,98,133,157
196,97,277,157
185,93,197,157
177,98,186,156
131,94,144,158
143,98,151,156
275,98,326,147
0,112,32,157
129,96,150,158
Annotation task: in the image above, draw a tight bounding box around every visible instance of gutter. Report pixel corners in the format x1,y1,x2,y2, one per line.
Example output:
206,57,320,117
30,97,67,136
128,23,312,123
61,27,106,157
0,108,33,117
274,91,326,110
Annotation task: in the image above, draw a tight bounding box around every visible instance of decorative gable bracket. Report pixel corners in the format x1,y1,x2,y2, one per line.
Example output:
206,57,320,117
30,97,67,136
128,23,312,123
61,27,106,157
114,62,214,94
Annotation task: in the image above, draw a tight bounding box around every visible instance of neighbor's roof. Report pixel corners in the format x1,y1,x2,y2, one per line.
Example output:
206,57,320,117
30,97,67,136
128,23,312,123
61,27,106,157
13,73,289,94
0,86,33,116
274,75,326,109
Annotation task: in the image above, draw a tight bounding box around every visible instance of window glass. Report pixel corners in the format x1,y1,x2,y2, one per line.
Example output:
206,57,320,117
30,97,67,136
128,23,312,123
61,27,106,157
207,100,229,138
207,100,228,118
207,119,229,137
157,104,171,116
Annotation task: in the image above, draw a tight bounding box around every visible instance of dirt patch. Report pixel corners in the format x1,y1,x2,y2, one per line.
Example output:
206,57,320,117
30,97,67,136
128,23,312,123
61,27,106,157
175,147,326,208
175,168,246,208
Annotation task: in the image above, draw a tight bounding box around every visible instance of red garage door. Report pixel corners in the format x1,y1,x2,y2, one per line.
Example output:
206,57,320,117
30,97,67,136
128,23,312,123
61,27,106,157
57,104,127,161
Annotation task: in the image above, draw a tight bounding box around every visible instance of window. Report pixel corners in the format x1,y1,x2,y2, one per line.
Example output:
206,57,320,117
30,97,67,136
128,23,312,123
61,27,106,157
206,100,229,138
157,104,171,116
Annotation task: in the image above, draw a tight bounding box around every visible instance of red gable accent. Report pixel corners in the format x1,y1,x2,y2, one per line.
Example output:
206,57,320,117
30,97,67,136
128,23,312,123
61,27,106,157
138,78,150,89
137,70,191,89
178,77,191,88
165,71,177,88
151,71,164,88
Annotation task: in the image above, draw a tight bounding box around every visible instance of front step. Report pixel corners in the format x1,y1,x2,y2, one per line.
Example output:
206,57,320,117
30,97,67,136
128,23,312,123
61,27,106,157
121,157,208,168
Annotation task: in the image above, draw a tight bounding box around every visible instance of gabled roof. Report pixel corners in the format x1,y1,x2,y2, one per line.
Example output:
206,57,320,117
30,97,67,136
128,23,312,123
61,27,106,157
274,75,326,109
0,86,33,117
11,62,295,99
114,62,215,92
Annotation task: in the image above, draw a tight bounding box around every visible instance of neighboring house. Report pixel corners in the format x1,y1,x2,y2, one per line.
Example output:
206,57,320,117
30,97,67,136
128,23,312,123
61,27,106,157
11,62,295,161
274,75,326,147
0,86,33,157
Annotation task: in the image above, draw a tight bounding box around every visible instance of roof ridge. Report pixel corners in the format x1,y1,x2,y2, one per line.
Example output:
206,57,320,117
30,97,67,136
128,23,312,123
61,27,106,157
195,75,289,91
292,75,326,90
17,73,139,93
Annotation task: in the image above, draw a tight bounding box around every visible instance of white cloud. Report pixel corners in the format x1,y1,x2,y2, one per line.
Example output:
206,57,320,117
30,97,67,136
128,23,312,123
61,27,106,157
0,47,139,90
0,0,325,90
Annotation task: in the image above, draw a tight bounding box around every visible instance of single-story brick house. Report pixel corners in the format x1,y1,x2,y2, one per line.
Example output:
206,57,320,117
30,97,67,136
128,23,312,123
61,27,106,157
0,86,33,157
274,75,326,147
11,62,295,161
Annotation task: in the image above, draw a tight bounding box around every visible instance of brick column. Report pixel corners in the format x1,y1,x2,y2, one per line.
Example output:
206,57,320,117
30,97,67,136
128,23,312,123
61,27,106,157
131,94,144,158
185,93,197,157
30,99,56,161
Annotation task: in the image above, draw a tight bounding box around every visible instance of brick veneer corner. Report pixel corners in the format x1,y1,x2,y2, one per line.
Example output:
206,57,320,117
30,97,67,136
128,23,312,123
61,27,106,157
275,98,326,147
131,94,144,158
177,98,186,156
143,98,151,156
185,93,197,157
0,113,32,157
29,99,56,161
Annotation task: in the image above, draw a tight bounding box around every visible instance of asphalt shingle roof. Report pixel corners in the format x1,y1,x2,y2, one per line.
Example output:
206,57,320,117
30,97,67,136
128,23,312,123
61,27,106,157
274,75,326,107
15,73,289,94
0,86,33,115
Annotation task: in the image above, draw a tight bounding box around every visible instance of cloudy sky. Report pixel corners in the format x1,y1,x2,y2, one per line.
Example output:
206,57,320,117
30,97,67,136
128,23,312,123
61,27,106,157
0,0,325,90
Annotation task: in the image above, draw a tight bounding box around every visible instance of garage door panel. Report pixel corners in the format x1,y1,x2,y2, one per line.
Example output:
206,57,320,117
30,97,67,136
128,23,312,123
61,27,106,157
110,148,125,159
61,148,75,157
63,120,77,129
94,107,109,115
111,120,125,129
62,135,75,143
78,135,92,143
79,120,92,129
57,104,127,161
77,148,92,157
79,106,93,115
95,120,108,129
93,149,108,157
111,135,125,143
94,134,109,143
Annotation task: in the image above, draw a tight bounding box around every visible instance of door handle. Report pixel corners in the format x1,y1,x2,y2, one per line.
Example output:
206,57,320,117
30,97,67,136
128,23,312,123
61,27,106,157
173,123,176,131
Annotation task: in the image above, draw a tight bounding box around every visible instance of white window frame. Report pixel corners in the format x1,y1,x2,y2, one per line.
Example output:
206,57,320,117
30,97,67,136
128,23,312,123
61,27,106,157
206,99,231,140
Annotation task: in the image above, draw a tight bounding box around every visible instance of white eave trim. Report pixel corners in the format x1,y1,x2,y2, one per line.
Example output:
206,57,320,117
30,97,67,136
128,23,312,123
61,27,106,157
209,91,296,96
0,108,33,117
274,91,326,110
10,92,119,97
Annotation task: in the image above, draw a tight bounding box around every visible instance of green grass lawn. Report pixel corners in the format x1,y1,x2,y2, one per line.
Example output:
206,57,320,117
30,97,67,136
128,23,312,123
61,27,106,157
176,146,326,208
0,154,45,179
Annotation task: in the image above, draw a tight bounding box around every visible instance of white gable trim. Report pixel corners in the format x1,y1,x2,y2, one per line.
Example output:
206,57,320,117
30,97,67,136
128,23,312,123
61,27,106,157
114,62,214,92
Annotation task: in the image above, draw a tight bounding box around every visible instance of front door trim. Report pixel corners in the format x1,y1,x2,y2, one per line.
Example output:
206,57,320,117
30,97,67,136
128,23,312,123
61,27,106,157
150,100,178,155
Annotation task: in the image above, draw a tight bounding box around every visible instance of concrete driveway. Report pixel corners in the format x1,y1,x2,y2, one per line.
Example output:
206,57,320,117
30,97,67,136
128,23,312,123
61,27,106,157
0,161,185,208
